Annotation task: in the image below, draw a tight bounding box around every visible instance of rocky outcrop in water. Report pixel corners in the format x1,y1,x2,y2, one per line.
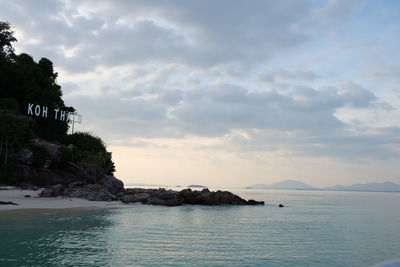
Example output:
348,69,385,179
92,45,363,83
39,185,264,206
137,187,264,206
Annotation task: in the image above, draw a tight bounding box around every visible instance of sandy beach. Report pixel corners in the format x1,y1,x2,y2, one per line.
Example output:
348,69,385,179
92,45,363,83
0,187,123,212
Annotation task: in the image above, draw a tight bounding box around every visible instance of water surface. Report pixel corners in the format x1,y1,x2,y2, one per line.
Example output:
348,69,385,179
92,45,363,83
1,189,399,266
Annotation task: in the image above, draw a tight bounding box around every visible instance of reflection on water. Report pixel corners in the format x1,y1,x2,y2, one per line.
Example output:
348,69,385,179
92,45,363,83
1,190,400,266
0,209,115,266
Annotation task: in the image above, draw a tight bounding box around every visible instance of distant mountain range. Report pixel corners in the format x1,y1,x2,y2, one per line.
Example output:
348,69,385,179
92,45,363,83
248,180,314,190
247,180,400,192
324,181,400,192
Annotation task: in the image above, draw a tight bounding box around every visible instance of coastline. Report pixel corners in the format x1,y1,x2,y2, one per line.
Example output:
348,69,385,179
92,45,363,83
0,188,123,213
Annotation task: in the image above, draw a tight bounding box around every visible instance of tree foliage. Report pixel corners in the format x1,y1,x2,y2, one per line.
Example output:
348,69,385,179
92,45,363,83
62,132,116,176
0,110,33,182
0,22,73,140
0,21,17,55
0,21,116,180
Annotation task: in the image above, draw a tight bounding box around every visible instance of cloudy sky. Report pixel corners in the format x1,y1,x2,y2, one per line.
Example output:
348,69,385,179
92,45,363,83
1,0,400,187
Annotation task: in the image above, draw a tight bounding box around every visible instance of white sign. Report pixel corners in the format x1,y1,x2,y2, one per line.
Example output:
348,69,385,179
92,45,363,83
27,103,82,123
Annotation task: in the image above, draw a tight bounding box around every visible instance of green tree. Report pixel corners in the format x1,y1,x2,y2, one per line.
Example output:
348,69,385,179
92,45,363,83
63,132,116,176
0,21,74,141
0,21,16,56
0,110,33,182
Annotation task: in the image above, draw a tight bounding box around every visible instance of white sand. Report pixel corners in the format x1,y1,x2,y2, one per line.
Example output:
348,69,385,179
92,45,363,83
0,188,123,212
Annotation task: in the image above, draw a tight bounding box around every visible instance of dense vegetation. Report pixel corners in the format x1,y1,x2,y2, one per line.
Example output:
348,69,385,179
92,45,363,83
0,21,115,183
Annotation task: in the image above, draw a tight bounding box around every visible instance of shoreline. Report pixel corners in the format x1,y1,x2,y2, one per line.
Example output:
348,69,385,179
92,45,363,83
0,188,123,213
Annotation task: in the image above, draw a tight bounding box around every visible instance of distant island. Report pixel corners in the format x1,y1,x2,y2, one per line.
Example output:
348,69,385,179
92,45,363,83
247,180,400,192
323,181,400,192
248,180,314,190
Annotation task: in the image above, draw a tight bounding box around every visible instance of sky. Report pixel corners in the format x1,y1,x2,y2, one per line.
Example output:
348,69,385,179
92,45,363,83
1,0,400,187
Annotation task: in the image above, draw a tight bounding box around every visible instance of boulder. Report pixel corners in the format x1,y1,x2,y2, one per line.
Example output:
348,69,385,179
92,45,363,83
150,197,182,206
16,148,33,165
30,138,61,160
131,193,150,202
39,188,54,198
39,184,65,197
103,175,124,195
248,199,265,205
0,201,18,205
61,183,117,201
121,194,136,204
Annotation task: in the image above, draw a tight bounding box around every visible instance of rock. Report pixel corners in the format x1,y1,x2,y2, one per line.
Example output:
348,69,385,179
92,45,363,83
132,193,151,202
279,204,284,208
62,183,117,201
16,148,33,165
39,188,54,197
51,184,64,196
64,162,92,182
30,138,61,160
121,193,151,204
20,183,40,191
12,164,86,187
248,199,265,205
178,189,255,205
103,175,124,195
43,159,51,169
121,194,136,204
150,197,182,206
39,184,65,197
0,201,18,205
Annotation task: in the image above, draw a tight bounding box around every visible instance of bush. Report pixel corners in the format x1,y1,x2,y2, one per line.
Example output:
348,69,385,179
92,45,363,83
63,132,107,155
0,98,20,114
30,145,49,167
62,132,115,175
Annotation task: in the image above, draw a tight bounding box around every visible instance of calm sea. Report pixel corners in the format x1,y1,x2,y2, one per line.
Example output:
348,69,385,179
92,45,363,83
1,188,400,267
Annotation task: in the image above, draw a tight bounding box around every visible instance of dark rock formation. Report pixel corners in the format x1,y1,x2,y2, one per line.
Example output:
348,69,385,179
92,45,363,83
40,183,119,201
119,188,264,206
0,201,18,205
38,184,265,206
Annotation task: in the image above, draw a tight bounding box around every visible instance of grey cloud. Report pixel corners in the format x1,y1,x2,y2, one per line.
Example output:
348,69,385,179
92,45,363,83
257,69,320,83
2,0,398,161
66,80,384,139
339,82,377,108
0,0,318,71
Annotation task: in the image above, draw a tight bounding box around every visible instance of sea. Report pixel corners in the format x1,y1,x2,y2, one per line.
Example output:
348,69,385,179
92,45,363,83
1,188,400,267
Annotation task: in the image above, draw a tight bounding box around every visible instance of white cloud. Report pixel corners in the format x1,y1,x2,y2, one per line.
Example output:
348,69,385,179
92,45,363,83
1,0,400,168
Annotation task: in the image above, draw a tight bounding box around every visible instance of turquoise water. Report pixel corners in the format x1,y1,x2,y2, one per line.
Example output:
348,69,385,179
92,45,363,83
1,189,400,266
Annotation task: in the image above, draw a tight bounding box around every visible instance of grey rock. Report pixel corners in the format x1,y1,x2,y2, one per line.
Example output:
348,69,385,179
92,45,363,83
121,194,136,204
132,193,150,202
248,199,265,205
150,197,182,206
103,175,124,195
17,148,33,165
30,138,61,160
0,201,18,205
121,193,150,204
39,184,65,197
39,188,54,198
